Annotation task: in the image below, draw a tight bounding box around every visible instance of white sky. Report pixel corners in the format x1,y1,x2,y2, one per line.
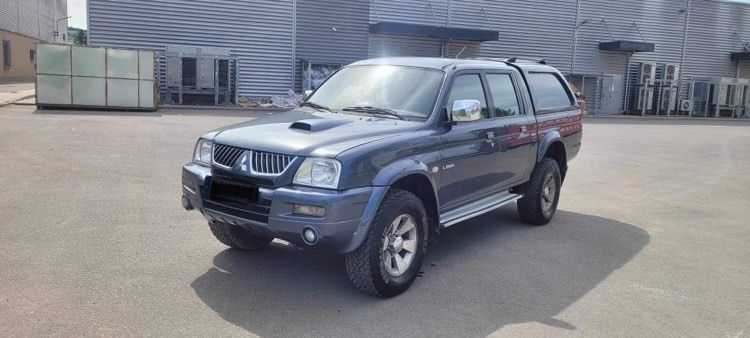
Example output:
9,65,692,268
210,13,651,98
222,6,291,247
67,0,87,29
67,0,750,30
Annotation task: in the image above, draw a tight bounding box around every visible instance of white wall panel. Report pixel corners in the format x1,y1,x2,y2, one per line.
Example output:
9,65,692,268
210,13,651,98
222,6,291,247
72,77,106,105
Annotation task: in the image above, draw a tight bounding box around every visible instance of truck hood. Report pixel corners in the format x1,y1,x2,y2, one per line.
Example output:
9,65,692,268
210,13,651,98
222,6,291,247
210,109,422,158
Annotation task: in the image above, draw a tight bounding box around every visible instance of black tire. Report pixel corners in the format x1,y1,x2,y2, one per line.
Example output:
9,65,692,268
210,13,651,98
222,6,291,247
517,158,562,226
208,221,273,251
344,189,429,297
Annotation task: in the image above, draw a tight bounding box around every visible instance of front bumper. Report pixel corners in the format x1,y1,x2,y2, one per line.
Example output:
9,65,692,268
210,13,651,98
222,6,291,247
182,163,386,255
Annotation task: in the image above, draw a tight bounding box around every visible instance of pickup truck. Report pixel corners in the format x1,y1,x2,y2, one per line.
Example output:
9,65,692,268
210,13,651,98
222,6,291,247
181,57,582,297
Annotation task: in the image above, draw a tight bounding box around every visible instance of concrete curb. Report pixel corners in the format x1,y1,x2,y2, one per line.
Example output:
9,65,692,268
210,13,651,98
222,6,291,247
0,94,36,107
159,104,289,112
583,114,750,123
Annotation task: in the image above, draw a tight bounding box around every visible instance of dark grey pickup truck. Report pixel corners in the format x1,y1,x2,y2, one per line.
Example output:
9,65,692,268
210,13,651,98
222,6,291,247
182,57,582,297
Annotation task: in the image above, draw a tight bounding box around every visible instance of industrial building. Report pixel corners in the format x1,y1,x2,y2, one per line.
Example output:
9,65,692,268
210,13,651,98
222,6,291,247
1,0,68,82
88,0,750,116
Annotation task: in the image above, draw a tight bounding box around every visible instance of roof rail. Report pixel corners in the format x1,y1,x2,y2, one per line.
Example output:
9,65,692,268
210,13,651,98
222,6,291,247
473,57,548,65
506,57,547,65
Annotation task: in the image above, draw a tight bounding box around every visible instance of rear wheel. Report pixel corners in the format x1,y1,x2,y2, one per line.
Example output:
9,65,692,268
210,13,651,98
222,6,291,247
517,158,561,226
208,221,273,251
344,189,428,297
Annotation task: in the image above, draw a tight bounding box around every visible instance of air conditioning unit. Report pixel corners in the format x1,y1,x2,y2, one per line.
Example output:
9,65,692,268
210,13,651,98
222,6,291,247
679,99,693,112
663,64,679,82
639,62,657,84
660,87,678,111
637,86,654,111
731,84,746,106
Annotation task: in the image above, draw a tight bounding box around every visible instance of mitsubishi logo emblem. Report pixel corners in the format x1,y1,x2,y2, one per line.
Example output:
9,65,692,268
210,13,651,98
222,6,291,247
239,153,248,172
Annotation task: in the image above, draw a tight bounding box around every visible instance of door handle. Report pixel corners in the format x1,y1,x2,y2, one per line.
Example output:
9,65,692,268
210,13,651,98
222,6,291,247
484,131,495,143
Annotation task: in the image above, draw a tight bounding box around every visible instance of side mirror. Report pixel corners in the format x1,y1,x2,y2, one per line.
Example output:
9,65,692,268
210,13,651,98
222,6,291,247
451,99,482,122
304,90,313,99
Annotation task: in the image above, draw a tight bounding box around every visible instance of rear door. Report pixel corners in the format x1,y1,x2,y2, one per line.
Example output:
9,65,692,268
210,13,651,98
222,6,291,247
438,71,499,209
483,71,536,188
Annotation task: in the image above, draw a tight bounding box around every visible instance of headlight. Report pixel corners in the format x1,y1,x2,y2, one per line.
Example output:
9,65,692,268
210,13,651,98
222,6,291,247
293,158,341,189
193,139,213,165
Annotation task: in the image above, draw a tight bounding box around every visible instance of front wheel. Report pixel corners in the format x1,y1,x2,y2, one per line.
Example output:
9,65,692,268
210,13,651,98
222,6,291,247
517,158,562,226
344,189,429,297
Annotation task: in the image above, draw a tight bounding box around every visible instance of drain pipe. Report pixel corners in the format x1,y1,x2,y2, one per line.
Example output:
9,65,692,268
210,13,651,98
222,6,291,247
446,0,452,57
570,0,582,75
677,0,691,108
624,52,634,114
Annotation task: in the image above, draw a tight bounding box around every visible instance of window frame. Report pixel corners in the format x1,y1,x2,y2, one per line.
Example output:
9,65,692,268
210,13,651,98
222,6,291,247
482,70,527,118
526,71,576,113
2,39,10,69
442,70,492,123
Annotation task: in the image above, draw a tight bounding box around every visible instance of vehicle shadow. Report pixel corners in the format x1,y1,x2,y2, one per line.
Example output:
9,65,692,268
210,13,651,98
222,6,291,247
191,207,649,336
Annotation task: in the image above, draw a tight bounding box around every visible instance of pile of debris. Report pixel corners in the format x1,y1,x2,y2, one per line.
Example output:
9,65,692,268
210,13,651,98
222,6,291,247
238,90,304,109
569,83,588,115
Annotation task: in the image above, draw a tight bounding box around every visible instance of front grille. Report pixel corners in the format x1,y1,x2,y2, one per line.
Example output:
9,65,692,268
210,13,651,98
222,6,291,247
213,144,245,168
251,151,295,174
212,144,295,175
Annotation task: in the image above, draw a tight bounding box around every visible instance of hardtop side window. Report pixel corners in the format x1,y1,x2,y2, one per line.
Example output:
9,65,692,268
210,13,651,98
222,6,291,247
486,73,521,117
446,73,489,121
527,72,573,111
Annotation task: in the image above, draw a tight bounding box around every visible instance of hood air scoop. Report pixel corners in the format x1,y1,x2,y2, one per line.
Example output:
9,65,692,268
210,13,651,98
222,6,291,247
289,119,352,132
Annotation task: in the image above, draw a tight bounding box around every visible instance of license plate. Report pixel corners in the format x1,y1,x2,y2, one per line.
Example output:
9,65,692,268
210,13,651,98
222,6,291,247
209,178,259,204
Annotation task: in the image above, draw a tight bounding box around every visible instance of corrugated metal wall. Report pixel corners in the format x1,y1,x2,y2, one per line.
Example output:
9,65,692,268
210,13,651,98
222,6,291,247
684,0,750,78
452,0,578,73
295,0,370,91
87,0,749,101
0,0,66,42
367,0,450,58
367,0,749,113
574,0,687,75
88,0,293,99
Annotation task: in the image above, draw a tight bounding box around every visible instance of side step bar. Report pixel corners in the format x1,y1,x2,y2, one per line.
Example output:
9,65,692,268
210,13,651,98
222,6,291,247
440,191,523,227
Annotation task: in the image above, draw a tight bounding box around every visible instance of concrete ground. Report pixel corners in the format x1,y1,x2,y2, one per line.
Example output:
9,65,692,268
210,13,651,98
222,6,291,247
0,104,748,337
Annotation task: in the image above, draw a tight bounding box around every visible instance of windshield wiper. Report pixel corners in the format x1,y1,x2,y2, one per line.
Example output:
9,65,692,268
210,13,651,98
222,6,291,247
299,101,334,113
342,106,408,121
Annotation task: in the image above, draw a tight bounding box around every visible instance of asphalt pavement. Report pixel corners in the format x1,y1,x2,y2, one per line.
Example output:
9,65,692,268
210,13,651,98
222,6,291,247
0,104,748,337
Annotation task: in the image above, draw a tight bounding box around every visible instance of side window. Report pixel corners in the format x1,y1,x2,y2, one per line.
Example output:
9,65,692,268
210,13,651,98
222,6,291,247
527,73,573,111
447,74,489,121
486,73,521,117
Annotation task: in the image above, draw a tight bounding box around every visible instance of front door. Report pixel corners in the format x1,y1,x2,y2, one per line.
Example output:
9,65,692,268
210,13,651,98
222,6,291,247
438,72,499,209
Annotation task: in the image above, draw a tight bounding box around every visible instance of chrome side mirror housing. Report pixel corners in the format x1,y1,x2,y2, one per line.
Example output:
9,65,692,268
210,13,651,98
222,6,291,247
450,99,482,122
304,90,313,99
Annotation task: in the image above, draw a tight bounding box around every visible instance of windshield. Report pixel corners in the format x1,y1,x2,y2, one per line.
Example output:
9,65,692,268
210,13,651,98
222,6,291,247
305,65,444,119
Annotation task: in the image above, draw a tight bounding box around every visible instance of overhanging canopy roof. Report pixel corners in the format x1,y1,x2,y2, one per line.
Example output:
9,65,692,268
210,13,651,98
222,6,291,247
370,21,499,42
599,40,655,53
730,52,750,61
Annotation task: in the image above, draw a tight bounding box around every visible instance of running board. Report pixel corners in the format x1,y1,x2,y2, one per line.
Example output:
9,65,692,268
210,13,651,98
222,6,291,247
440,191,523,227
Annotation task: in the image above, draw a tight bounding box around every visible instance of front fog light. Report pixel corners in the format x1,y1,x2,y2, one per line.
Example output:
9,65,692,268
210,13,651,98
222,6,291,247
302,227,319,244
293,204,326,217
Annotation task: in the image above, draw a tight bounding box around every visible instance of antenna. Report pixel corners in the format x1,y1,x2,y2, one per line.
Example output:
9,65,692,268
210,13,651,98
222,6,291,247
452,45,467,69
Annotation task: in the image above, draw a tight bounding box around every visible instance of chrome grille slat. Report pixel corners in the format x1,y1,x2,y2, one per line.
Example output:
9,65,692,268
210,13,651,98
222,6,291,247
212,144,294,175
213,144,245,168
251,150,294,175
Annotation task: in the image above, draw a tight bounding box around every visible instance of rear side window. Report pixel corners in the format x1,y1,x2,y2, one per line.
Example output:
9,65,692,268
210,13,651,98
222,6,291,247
447,74,489,120
527,73,573,111
486,73,520,117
